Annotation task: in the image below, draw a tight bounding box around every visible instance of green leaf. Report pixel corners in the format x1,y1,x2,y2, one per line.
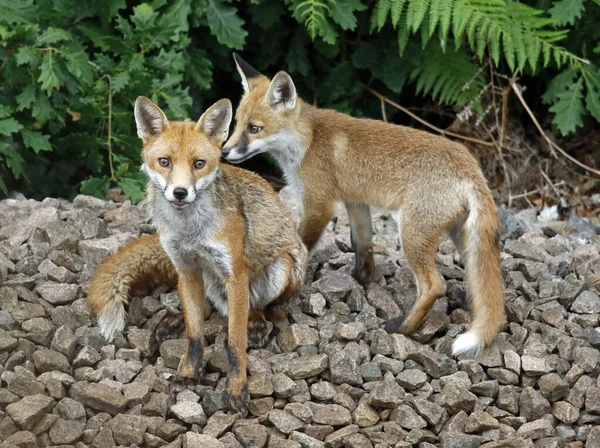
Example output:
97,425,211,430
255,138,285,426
80,176,110,199
205,0,247,49
542,68,577,105
0,174,7,194
119,177,146,204
329,0,367,31
16,85,36,112
0,118,23,136
586,85,600,122
549,78,585,135
38,52,59,95
549,0,585,26
15,46,38,65
131,3,158,30
31,93,56,124
112,72,130,93
2,147,25,179
0,0,36,24
0,106,12,119
35,27,72,46
21,129,52,153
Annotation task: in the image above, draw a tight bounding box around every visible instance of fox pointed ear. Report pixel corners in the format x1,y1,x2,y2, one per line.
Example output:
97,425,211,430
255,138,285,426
196,99,232,145
233,53,261,93
134,96,169,140
267,71,297,111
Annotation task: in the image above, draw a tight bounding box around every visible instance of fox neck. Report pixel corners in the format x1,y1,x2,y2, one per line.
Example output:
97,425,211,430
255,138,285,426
146,168,221,236
268,102,312,195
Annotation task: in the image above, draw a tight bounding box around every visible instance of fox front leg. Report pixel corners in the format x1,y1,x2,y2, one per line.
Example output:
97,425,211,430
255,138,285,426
175,269,206,382
225,267,250,413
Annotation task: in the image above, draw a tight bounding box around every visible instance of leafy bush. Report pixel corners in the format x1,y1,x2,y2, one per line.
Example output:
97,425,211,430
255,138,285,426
1,0,598,201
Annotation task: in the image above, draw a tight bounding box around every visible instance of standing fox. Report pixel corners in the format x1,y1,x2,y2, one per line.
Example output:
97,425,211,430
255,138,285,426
222,54,505,356
88,97,307,411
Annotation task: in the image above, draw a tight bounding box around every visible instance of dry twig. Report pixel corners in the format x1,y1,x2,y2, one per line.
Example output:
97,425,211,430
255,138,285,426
508,79,600,177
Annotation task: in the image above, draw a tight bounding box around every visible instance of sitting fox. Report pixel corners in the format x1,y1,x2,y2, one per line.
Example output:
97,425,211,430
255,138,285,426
222,54,505,356
88,97,307,411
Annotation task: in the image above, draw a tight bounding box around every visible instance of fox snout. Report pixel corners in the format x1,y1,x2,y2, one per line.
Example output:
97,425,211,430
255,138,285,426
164,183,195,209
172,187,188,201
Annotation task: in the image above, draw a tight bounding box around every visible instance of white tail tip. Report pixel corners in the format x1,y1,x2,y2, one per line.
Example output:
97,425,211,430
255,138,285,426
97,300,127,342
452,332,483,357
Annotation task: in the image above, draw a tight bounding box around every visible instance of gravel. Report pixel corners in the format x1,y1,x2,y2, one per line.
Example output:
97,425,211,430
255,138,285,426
0,191,599,447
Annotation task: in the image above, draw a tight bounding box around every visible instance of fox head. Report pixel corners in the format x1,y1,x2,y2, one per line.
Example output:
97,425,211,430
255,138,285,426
135,96,232,210
222,54,299,164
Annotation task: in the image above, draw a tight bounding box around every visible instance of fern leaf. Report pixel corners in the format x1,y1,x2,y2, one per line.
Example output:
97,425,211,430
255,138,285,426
526,36,541,72
296,0,331,39
406,0,430,33
438,0,453,40
374,0,392,30
488,25,501,66
502,30,515,71
397,10,410,55
390,0,408,27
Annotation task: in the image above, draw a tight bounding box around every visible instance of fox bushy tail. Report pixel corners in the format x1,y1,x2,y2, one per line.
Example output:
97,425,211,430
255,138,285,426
452,186,505,356
87,234,177,341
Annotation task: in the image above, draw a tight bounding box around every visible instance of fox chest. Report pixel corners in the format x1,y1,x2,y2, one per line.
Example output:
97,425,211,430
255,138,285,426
160,233,233,279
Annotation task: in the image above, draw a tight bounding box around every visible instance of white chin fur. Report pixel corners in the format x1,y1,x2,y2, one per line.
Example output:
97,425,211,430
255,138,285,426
452,332,483,357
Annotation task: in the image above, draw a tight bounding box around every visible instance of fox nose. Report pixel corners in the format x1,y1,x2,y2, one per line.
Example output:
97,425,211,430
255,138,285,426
173,188,188,201
222,146,231,158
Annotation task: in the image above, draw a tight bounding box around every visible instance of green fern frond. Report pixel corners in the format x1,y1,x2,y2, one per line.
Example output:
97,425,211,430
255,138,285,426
373,0,587,74
410,44,486,105
390,0,408,27
406,0,430,33
295,0,331,38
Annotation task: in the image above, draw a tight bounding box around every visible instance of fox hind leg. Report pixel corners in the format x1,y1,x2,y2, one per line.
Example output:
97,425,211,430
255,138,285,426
345,201,376,284
385,211,445,335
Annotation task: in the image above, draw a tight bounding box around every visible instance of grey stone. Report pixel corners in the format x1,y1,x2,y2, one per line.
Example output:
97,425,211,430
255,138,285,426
49,418,85,444
268,409,304,434
312,404,352,426
277,354,329,380
368,381,405,409
69,381,127,415
106,414,148,445
183,433,225,448
396,369,428,390
37,281,79,305
571,290,600,313
519,387,550,421
516,418,554,439
170,401,207,425
329,350,362,386
278,324,319,352
6,394,55,429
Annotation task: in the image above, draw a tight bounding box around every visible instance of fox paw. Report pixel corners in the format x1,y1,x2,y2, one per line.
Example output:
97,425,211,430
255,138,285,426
352,264,376,284
226,378,249,414
248,318,272,349
383,316,406,334
156,313,185,342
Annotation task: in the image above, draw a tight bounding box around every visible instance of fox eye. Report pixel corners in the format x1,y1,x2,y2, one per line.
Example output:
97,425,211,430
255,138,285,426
158,157,170,167
194,160,206,170
248,125,262,134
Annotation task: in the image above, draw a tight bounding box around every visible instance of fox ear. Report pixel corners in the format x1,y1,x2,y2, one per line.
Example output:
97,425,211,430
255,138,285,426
267,71,297,111
233,53,261,93
197,99,232,144
134,96,169,140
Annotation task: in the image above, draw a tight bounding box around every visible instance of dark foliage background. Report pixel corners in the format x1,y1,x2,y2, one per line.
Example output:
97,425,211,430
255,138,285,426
1,0,599,203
